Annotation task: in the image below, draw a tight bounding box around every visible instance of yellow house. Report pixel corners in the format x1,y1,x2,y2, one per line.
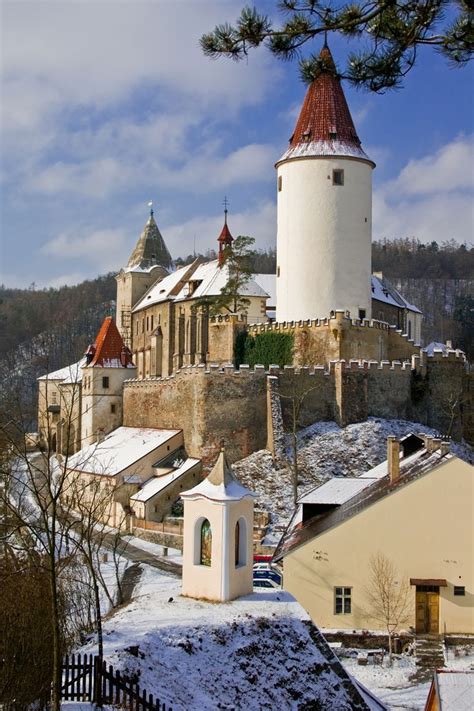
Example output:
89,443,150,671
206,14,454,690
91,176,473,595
274,435,474,635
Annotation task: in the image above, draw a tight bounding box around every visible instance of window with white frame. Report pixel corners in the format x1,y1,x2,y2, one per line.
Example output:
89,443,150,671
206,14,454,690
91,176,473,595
334,586,352,614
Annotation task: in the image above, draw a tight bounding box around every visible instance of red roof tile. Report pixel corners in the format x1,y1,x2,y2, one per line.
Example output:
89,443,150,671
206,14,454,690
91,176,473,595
86,317,134,368
290,45,361,149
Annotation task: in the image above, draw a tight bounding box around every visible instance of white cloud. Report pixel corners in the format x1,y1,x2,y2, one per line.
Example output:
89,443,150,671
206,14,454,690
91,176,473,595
389,136,473,196
41,227,130,272
373,136,474,244
28,158,129,198
163,200,277,257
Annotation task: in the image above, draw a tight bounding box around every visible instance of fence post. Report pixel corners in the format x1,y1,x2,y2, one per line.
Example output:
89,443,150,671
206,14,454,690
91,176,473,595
93,655,103,707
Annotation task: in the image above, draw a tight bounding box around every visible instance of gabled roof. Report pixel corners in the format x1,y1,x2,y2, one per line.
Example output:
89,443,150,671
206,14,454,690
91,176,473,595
38,357,87,383
274,443,453,563
130,458,201,502
181,448,256,502
133,259,269,312
433,670,474,710
278,44,373,166
85,317,134,368
126,211,173,271
371,274,422,314
67,426,182,476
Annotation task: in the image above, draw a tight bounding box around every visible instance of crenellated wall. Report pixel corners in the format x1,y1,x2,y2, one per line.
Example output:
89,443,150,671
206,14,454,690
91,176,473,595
247,310,418,366
123,348,471,467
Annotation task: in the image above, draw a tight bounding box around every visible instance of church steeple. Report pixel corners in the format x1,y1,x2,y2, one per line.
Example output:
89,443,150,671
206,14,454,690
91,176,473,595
126,203,173,271
217,197,234,267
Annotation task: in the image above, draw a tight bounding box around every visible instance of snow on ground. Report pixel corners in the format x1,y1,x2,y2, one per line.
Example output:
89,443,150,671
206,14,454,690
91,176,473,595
344,647,474,711
232,418,473,543
78,565,371,711
122,535,183,564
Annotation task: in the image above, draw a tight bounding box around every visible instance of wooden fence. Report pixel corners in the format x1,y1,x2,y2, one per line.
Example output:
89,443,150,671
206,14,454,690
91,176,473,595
61,653,171,710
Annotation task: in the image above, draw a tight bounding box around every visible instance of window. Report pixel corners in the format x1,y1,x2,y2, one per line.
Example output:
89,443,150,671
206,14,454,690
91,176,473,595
235,521,240,566
408,321,412,340
358,309,366,320
332,169,344,186
454,586,465,596
278,176,282,192
151,315,154,331
335,587,352,614
51,391,57,404
102,376,109,389
277,266,280,277
200,519,212,566
110,403,116,414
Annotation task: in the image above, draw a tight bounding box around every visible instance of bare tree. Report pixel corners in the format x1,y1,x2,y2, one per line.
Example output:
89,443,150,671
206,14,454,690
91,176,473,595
278,374,319,504
365,552,413,664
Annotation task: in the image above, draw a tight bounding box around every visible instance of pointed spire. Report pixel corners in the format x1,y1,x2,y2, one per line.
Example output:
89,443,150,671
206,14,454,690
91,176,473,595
218,197,234,267
84,316,134,367
207,443,237,487
126,203,173,271
277,43,373,165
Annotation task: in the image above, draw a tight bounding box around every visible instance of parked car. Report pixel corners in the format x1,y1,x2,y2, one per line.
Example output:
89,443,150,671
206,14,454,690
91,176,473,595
252,562,282,587
253,577,281,589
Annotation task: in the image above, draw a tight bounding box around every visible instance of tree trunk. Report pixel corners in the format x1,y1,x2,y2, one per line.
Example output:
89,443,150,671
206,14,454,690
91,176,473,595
49,547,62,711
292,402,298,505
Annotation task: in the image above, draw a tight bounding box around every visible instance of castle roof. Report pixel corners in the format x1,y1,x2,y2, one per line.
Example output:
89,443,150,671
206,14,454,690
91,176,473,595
38,358,87,383
85,316,134,368
181,448,256,502
132,259,269,313
371,274,422,314
126,210,173,271
277,44,373,166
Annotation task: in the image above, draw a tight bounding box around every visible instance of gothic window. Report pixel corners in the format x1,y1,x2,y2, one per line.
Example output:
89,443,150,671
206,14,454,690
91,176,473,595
200,519,212,566
235,517,247,567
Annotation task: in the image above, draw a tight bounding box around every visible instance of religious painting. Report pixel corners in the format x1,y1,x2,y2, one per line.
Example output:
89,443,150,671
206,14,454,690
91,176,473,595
200,518,212,567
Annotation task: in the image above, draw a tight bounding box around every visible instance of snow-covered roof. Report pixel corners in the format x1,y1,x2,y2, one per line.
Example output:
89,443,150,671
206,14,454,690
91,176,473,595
435,670,474,710
133,259,269,313
371,275,422,314
298,477,378,506
279,139,372,164
67,426,181,476
131,458,200,502
274,438,453,562
38,358,87,383
182,449,256,502
255,273,276,306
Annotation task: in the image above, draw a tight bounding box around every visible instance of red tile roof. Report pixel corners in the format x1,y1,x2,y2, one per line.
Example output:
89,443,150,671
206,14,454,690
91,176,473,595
85,317,134,368
290,45,360,148
218,220,233,245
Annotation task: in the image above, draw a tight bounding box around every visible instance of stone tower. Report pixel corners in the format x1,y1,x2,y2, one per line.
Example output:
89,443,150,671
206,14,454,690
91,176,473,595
276,43,375,323
181,447,256,602
81,316,136,445
116,207,172,346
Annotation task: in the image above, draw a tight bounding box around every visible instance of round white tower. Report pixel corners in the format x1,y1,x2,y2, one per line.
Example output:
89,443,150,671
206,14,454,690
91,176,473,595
276,44,375,323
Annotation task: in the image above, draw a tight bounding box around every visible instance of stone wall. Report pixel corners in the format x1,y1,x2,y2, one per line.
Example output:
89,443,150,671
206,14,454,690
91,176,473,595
123,349,471,469
247,311,418,367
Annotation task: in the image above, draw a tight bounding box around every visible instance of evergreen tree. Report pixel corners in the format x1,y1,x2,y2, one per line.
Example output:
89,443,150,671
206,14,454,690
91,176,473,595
201,1,473,92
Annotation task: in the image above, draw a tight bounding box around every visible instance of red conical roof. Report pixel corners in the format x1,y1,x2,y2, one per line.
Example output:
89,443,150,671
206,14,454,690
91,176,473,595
277,44,373,166
218,220,233,245
85,317,134,368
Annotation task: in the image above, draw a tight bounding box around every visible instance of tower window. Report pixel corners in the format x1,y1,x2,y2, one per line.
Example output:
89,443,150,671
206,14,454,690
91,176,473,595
333,169,344,186
102,377,109,389
358,309,366,320
110,403,116,414
278,176,282,192
277,266,280,277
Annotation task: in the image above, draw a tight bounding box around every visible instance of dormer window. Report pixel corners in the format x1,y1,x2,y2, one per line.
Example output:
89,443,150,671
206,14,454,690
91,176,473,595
302,128,311,142
329,126,337,140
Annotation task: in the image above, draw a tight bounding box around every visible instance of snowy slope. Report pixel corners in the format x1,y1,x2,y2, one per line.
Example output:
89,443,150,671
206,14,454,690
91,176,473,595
231,418,474,543
80,566,372,710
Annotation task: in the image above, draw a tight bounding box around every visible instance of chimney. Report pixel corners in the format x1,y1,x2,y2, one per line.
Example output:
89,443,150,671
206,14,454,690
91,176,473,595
387,436,400,484
446,340,453,349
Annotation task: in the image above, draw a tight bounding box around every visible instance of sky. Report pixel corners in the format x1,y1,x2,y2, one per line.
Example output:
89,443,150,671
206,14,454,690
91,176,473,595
1,0,473,289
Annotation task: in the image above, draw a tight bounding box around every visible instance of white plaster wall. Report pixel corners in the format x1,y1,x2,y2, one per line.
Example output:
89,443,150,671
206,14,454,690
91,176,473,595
81,366,136,446
276,157,373,322
182,497,254,602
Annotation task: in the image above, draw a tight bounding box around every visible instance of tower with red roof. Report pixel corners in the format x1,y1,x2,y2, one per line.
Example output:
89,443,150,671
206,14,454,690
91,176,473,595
81,316,136,446
275,43,375,323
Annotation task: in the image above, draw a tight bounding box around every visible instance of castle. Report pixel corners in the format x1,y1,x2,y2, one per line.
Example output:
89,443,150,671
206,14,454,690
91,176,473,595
37,43,472,482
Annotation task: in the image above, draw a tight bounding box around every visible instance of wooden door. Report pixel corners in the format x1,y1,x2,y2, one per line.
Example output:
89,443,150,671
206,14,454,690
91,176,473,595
416,591,439,633
427,592,439,634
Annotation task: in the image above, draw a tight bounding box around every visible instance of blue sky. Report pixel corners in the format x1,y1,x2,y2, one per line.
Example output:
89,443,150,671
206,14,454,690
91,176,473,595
1,0,473,289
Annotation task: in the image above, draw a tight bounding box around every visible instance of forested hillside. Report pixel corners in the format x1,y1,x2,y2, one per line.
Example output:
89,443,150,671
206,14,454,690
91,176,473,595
0,240,472,428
